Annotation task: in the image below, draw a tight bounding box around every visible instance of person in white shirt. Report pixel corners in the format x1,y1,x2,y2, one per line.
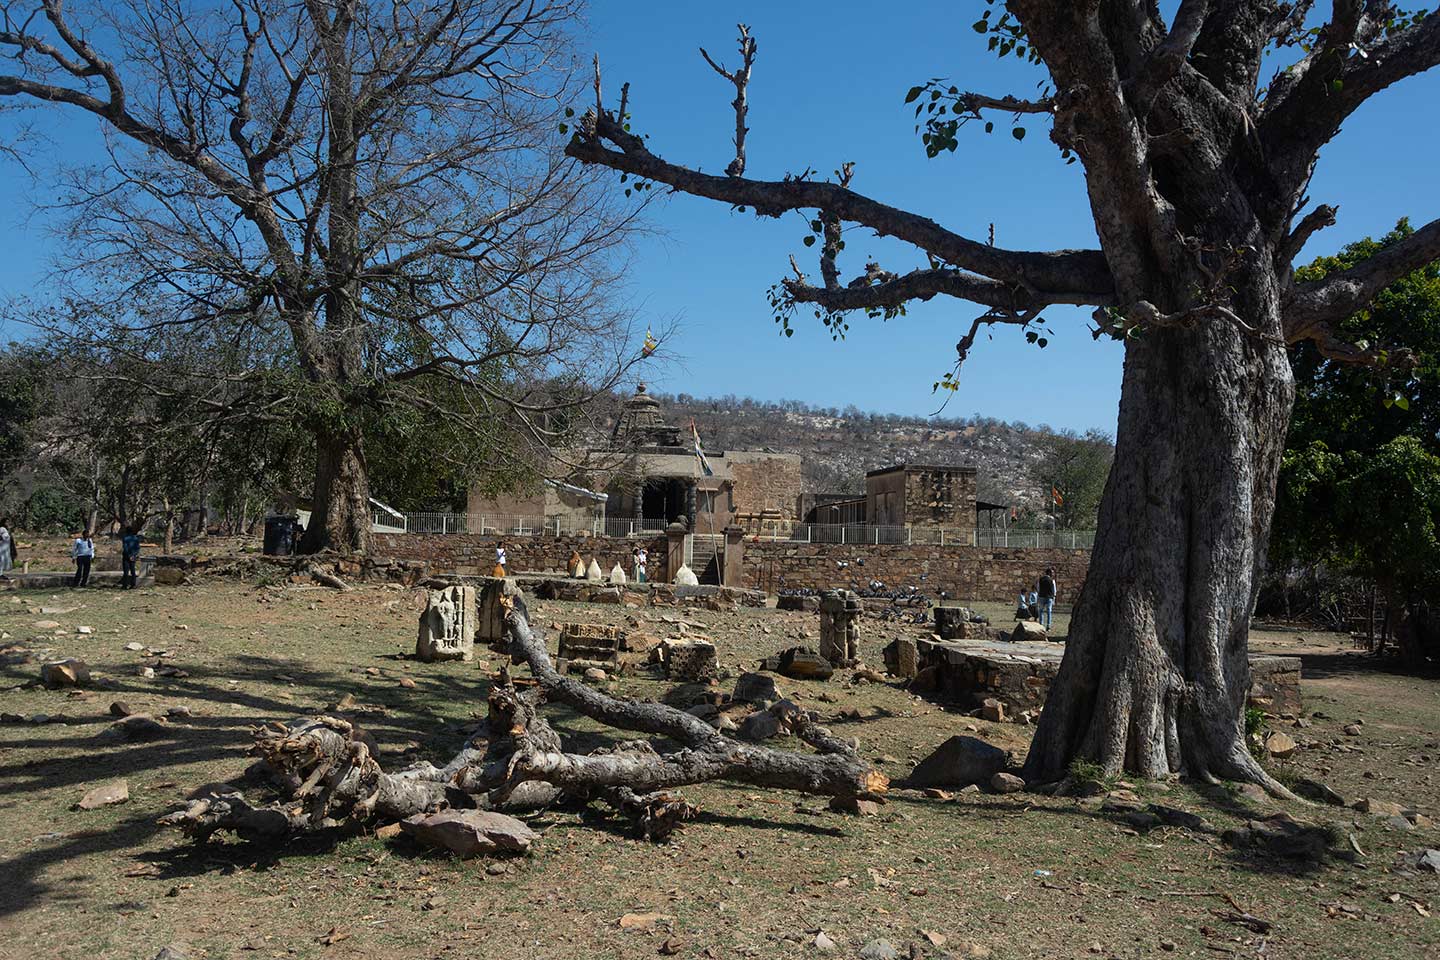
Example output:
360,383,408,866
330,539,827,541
0,518,13,576
495,542,508,574
71,531,95,587
633,546,648,583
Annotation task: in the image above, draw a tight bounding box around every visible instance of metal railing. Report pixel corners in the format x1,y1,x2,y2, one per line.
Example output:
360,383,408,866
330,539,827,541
371,512,664,538
975,528,1095,549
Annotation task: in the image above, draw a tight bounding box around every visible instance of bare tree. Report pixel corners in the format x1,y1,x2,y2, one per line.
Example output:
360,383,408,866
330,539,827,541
564,9,1440,791
0,0,645,553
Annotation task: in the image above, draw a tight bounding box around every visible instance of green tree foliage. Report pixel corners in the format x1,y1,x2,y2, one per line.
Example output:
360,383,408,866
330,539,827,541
1276,219,1440,572
1030,429,1113,529
1275,220,1440,664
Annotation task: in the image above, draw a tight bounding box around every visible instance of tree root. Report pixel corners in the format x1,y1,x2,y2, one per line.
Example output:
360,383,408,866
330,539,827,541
160,592,885,845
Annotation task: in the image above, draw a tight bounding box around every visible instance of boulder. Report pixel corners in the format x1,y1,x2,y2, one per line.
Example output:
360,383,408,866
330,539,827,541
568,550,584,578
673,564,699,587
732,672,779,703
738,710,781,741
609,563,627,585
1264,732,1298,759
980,698,1006,723
905,736,1007,789
989,772,1025,794
76,780,129,810
582,667,608,683
772,647,834,681
1011,620,1048,643
399,809,539,857
41,658,90,688
585,559,603,582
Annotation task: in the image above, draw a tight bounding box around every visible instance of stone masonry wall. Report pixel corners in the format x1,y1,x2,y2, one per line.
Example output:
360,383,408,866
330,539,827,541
372,532,666,577
744,540,1089,604
903,466,976,528
727,451,805,520
372,532,1088,602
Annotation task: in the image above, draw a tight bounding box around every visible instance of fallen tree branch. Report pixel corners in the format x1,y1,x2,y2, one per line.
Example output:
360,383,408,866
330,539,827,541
161,591,886,845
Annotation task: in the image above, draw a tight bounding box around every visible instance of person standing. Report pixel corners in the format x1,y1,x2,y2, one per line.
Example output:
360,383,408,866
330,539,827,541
494,541,508,577
71,530,95,587
0,517,14,577
634,545,648,584
1037,567,1058,631
121,525,142,589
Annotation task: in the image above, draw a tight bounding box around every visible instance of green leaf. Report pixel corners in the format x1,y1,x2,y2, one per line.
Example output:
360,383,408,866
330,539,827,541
984,121,994,134
904,86,923,104
972,19,988,32
1331,78,1344,93
802,235,816,247
1012,126,1026,141
1394,394,1411,411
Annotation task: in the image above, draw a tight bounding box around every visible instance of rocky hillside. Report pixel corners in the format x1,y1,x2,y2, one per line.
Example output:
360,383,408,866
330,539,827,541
656,393,1089,511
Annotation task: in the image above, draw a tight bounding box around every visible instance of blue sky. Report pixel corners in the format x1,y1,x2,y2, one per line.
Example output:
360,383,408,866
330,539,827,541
2,3,1438,434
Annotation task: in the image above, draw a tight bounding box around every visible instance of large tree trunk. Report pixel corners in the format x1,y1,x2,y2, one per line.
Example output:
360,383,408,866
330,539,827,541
301,429,371,554
1024,281,1296,792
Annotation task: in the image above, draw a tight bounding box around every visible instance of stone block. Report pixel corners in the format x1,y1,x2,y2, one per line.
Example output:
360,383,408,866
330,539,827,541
416,585,475,662
818,589,861,666
477,578,518,649
664,639,717,682
882,637,919,680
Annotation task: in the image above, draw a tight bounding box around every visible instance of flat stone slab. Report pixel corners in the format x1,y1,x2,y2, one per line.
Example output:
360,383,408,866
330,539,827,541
915,637,1301,719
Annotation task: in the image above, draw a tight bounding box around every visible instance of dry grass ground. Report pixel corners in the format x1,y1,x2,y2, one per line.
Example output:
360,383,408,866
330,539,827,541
0,580,1436,960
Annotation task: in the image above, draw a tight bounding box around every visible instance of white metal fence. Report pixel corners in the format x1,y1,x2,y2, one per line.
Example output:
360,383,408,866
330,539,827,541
374,512,667,538
374,510,1095,550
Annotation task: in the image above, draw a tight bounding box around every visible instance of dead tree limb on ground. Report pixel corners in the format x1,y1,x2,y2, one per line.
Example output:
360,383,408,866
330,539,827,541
161,593,886,844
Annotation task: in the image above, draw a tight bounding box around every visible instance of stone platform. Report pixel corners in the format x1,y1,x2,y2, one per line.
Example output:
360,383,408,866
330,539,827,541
914,637,1302,721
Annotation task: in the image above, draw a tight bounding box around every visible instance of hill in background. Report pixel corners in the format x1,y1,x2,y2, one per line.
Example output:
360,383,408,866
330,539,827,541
656,392,1109,514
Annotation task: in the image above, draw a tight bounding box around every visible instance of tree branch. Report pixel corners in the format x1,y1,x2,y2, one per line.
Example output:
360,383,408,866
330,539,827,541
1261,10,1440,195
1283,215,1440,336
1127,0,1210,117
566,109,1113,302
698,23,755,176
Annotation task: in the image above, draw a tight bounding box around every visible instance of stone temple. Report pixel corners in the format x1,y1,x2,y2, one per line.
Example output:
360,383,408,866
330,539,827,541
467,385,804,533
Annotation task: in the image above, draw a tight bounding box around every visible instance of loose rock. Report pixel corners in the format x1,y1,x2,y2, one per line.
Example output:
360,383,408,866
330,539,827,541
990,772,1025,794
41,658,90,688
76,780,129,810
1265,732,1297,759
400,809,539,858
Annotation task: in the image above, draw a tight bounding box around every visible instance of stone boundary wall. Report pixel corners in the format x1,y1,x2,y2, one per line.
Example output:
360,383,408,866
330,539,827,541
372,532,666,577
371,532,1089,603
744,541,1090,604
